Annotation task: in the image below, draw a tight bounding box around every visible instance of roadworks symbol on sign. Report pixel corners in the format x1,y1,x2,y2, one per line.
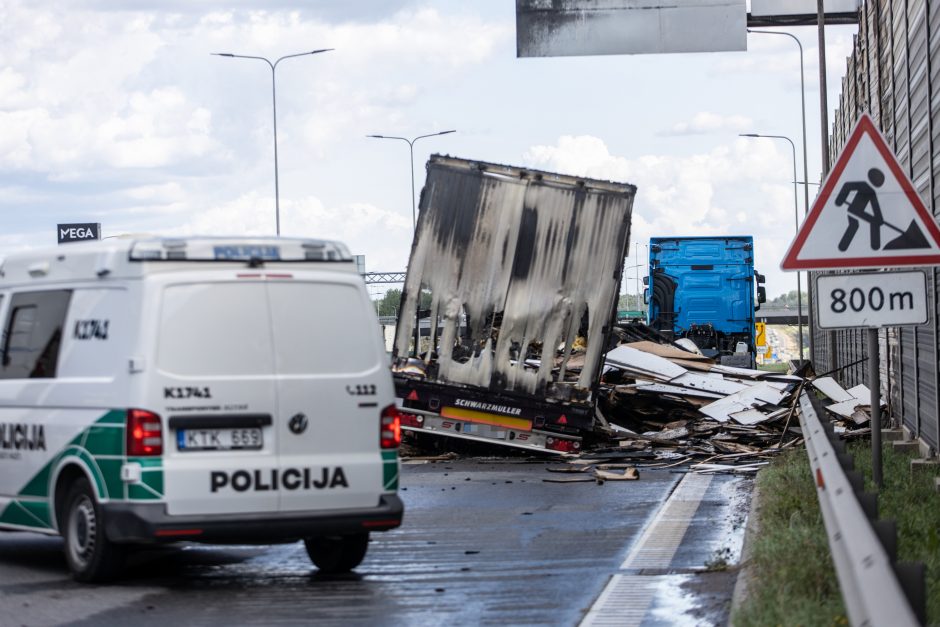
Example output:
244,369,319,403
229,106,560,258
781,113,940,271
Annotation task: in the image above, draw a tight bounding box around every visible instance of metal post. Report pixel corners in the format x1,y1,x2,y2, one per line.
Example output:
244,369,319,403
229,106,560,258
366,130,456,357
869,327,883,488
269,63,280,236
634,243,640,311
817,0,838,374
739,133,804,361
747,28,814,364
408,141,417,231
789,146,805,362
408,140,419,355
213,49,333,236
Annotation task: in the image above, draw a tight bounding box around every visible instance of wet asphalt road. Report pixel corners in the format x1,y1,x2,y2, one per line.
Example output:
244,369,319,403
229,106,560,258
0,459,750,626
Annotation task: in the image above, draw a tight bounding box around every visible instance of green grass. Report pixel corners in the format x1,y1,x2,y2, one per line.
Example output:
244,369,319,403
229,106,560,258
733,448,847,626
733,442,940,626
757,362,790,373
850,441,940,623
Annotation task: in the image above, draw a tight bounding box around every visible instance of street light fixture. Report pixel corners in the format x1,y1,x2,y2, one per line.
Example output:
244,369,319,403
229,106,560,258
213,48,334,236
366,130,457,230
740,133,805,361
746,28,815,362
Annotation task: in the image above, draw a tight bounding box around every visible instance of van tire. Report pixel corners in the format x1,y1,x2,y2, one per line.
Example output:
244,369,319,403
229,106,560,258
304,532,369,573
62,477,125,582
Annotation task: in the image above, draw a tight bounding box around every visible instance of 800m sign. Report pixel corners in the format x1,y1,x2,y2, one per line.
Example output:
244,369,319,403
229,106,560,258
816,271,929,329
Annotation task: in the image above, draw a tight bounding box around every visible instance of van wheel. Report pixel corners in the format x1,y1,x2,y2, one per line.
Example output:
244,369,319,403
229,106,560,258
62,477,125,582
304,532,369,573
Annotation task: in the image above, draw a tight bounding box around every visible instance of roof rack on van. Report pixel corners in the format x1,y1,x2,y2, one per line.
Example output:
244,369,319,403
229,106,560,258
128,237,353,263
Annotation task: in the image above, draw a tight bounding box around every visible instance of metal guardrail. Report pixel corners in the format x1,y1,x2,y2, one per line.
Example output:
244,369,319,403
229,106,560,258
798,391,925,626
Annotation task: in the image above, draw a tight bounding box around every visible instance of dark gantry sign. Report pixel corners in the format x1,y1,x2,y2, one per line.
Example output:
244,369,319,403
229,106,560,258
57,223,101,244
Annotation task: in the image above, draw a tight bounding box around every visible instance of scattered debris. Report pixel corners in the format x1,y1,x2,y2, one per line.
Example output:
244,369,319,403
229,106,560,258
812,376,856,402
593,467,640,481
811,379,883,427
397,323,878,476
542,475,597,483
592,339,805,473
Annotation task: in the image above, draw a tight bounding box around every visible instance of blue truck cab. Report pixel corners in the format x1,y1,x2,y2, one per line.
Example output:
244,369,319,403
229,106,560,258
644,236,766,366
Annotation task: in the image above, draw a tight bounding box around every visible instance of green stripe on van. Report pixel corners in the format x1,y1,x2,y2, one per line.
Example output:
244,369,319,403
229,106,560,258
0,410,165,532
0,500,50,529
381,450,399,491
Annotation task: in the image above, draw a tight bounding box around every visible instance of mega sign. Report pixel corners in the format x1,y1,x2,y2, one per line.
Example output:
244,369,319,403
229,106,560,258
57,223,101,244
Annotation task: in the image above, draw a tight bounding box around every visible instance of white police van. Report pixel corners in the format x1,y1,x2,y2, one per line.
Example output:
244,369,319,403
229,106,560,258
0,236,403,582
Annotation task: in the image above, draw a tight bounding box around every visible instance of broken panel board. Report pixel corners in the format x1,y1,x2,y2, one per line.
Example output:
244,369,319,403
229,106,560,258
394,155,636,408
811,376,855,402
667,372,748,396
606,345,688,382
698,382,790,424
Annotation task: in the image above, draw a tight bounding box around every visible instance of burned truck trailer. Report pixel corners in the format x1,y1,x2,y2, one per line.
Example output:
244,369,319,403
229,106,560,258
392,155,636,454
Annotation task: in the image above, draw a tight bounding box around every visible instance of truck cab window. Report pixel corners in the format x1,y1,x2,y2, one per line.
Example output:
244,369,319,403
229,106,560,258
0,290,71,380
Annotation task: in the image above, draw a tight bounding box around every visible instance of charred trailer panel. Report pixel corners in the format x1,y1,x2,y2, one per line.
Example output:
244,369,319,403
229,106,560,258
392,155,636,454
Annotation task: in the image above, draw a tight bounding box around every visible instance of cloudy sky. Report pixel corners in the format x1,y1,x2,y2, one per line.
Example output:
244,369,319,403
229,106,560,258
0,0,857,299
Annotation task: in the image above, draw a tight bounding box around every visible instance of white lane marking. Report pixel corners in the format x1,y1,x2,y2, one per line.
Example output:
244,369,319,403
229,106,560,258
580,575,655,627
620,473,713,570
580,473,714,626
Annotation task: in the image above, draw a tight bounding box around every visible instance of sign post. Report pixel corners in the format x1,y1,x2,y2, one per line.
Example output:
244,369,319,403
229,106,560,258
782,113,940,487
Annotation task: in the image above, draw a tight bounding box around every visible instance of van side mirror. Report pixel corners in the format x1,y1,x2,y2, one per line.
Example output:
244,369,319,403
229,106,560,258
755,271,766,284
642,276,649,286
756,286,766,311
643,288,649,305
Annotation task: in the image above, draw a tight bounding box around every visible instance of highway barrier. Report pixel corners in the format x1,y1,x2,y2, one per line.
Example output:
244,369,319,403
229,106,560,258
798,391,925,626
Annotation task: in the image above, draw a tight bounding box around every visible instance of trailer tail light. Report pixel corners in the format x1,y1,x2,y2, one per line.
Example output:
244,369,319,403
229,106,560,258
545,436,581,454
380,405,402,449
127,409,163,456
400,412,424,429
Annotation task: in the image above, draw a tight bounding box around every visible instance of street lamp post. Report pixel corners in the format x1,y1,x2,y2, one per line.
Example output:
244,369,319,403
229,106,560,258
213,49,333,236
746,27,815,364
740,133,805,361
367,130,456,358
366,130,457,231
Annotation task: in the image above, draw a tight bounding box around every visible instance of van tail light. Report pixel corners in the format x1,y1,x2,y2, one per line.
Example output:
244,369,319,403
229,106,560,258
380,405,402,449
127,409,163,456
545,436,581,454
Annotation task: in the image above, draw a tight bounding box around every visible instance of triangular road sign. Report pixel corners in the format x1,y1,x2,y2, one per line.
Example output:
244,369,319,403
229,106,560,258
782,113,940,271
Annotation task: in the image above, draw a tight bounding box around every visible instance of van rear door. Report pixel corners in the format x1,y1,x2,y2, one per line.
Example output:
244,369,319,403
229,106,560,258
267,278,390,513
156,280,280,516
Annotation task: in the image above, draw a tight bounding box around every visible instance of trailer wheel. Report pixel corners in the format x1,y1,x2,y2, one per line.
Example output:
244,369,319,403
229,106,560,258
304,532,369,573
62,477,125,582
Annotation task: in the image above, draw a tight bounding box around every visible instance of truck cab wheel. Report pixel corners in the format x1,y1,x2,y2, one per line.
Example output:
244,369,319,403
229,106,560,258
62,477,125,582
304,532,369,573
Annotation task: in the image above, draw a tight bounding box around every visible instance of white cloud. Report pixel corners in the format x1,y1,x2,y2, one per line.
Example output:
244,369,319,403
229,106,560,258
0,2,509,177
660,112,753,136
523,135,803,298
